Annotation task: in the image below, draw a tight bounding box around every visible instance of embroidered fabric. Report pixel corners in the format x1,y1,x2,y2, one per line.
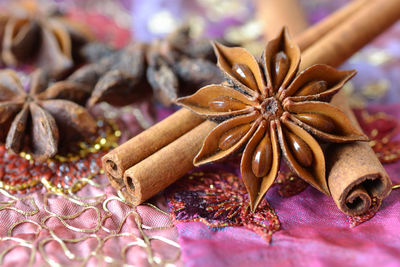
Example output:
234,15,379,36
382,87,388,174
167,171,280,243
0,175,181,266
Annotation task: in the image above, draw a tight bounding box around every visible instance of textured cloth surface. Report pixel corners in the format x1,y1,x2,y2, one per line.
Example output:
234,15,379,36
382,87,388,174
177,145,400,266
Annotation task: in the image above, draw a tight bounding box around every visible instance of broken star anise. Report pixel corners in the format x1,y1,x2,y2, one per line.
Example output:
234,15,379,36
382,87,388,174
0,1,89,78
177,28,368,210
0,69,96,161
69,26,223,107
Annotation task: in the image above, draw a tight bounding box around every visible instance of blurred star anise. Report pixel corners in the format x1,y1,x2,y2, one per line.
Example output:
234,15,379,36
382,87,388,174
69,26,223,107
0,1,89,78
177,28,368,210
0,69,96,161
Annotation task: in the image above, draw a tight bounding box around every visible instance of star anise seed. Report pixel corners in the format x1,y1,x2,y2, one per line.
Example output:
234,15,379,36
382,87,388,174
177,27,368,210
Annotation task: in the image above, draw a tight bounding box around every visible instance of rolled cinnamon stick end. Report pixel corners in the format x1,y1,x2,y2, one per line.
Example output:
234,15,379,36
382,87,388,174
102,108,204,188
327,93,392,216
327,142,391,215
123,120,216,205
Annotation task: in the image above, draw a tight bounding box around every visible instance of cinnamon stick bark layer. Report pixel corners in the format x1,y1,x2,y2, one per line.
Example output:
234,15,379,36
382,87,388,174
256,0,308,39
294,0,369,51
327,93,392,216
102,108,204,189
123,121,216,205
300,0,400,69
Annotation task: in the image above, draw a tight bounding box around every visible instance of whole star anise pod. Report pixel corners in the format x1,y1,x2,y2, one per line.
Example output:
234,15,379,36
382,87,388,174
69,26,223,107
0,1,89,78
0,69,96,161
177,28,368,210
69,42,151,107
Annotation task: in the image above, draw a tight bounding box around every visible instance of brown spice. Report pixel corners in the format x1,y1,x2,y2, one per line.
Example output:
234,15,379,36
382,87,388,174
69,26,224,107
102,108,204,189
327,92,392,216
104,0,399,210
299,0,400,69
286,0,400,216
177,28,367,210
123,121,216,205
256,0,397,216
256,0,308,40
0,69,96,161
0,2,90,78
293,0,370,51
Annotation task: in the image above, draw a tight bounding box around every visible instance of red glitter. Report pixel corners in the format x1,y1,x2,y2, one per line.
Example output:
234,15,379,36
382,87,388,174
0,144,105,194
0,120,117,194
355,109,400,164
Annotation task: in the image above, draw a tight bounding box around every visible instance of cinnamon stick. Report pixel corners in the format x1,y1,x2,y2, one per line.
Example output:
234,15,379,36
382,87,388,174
327,93,392,216
300,0,400,69
256,0,308,39
123,121,216,205
106,0,399,210
294,0,369,51
102,108,204,189
296,0,399,215
257,0,393,216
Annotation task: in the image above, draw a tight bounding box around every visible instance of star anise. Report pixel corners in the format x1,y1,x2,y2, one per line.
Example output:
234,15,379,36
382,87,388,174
0,1,88,78
68,26,223,107
177,28,368,210
0,69,96,161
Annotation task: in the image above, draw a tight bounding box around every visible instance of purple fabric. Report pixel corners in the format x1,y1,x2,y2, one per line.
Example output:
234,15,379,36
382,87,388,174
178,195,400,266
175,104,400,267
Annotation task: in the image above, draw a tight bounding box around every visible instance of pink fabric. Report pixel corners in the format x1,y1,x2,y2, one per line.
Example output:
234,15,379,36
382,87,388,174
175,104,400,267
178,192,400,266
0,176,181,266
